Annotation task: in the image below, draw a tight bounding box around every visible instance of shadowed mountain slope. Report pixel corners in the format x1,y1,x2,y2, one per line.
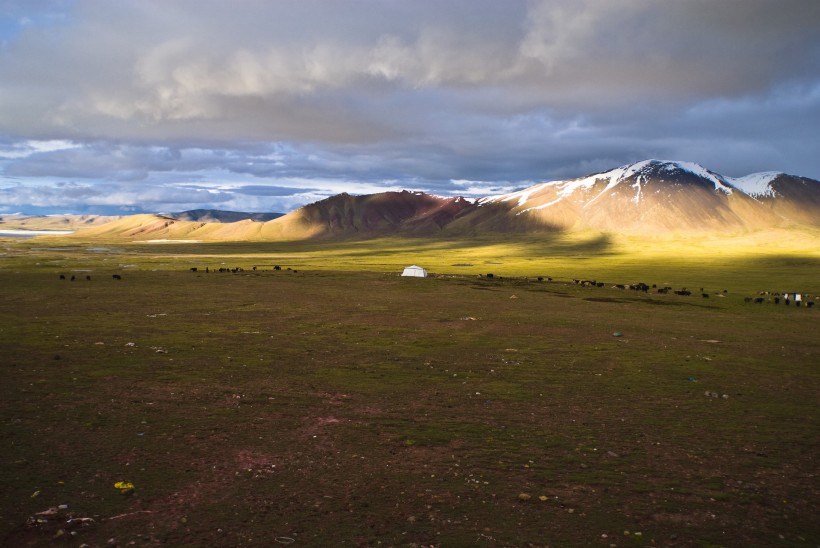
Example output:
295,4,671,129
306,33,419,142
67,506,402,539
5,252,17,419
166,209,283,223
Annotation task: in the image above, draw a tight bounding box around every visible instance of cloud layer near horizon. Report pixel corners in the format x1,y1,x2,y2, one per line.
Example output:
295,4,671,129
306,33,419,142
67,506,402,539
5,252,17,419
1,0,819,214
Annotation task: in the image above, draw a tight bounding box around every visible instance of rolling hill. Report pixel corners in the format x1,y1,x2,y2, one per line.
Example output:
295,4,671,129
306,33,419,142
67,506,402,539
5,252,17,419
63,160,820,241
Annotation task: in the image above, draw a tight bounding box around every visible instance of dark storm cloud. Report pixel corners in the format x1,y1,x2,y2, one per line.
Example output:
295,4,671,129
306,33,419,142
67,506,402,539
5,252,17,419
233,185,321,197
0,0,818,214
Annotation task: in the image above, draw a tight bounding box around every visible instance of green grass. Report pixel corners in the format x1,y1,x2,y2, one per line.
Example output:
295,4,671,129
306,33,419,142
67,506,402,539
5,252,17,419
0,233,818,546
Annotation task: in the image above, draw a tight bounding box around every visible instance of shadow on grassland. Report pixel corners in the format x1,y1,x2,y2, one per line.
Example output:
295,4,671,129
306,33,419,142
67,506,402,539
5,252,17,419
122,232,616,258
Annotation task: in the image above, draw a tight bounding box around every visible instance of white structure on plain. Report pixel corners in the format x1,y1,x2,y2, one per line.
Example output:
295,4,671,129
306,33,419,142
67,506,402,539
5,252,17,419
401,265,428,277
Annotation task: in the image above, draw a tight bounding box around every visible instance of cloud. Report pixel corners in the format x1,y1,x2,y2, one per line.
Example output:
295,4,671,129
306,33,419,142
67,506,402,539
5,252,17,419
0,0,818,214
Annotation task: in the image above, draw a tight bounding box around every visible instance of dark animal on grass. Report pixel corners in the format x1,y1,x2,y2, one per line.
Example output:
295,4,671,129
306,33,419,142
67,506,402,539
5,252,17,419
86,275,91,281
774,297,780,304
112,274,122,280
190,267,198,272
754,297,765,304
615,284,625,289
59,274,65,280
808,301,815,308
274,266,281,271
252,266,257,271
657,288,669,294
702,293,709,298
744,297,753,303
674,290,691,296
70,275,75,281
487,273,494,279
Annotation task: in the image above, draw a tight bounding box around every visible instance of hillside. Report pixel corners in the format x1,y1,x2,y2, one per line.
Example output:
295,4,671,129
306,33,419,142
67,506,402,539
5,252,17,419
58,160,820,242
0,214,123,231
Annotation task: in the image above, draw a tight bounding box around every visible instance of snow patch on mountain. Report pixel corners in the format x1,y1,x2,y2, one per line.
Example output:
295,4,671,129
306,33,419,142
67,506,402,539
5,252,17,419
664,161,734,194
725,172,781,197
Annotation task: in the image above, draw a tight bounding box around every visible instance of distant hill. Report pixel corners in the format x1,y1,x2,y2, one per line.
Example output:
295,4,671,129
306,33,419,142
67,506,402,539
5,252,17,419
61,160,820,241
0,214,123,230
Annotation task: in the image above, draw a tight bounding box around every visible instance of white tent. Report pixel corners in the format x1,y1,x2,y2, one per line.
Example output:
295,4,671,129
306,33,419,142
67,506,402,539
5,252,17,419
401,265,428,277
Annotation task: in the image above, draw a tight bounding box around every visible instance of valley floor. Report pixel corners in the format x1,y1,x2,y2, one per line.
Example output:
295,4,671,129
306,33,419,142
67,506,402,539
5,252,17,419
1,266,818,546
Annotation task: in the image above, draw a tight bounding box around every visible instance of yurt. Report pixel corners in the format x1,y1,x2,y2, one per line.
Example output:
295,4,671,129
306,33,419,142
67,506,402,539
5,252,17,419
401,265,428,277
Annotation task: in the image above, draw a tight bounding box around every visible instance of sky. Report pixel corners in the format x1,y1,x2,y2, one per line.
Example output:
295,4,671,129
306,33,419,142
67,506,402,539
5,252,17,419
1,0,819,216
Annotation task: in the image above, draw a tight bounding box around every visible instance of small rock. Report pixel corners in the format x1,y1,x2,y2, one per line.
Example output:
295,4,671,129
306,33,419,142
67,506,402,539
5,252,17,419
612,332,623,337
407,515,417,523
538,495,548,502
518,493,531,501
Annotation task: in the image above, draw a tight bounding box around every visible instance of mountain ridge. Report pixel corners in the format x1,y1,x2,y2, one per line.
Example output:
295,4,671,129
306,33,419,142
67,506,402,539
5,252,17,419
54,160,820,241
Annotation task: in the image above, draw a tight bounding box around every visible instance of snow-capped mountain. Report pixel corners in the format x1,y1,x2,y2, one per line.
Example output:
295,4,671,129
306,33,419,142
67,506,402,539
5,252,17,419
476,160,820,232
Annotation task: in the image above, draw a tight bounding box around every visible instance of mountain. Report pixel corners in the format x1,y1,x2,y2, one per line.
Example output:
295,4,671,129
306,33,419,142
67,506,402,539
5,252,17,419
272,191,477,238
62,160,820,241
476,160,820,232
166,209,283,223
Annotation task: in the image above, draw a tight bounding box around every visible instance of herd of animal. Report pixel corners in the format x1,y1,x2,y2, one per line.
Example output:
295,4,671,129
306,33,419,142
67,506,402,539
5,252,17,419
54,269,815,309
563,277,815,307
58,274,120,281
744,293,815,307
569,277,720,298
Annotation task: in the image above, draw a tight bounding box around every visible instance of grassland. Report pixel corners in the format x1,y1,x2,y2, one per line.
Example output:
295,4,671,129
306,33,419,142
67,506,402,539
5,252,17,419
1,231,818,546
